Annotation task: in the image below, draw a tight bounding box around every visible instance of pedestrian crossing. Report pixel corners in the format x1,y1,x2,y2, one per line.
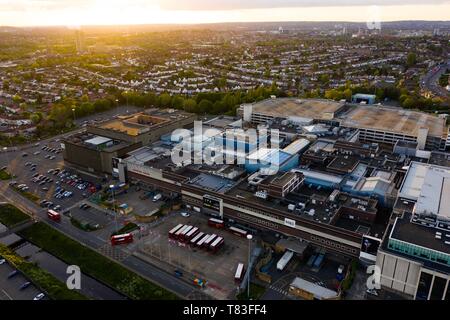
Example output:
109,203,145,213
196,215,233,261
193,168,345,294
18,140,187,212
268,284,289,296
97,244,131,261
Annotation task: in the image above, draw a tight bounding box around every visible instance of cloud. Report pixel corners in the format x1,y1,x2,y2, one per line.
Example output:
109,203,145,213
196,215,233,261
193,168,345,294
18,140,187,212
158,0,450,10
0,0,90,11
1,0,449,12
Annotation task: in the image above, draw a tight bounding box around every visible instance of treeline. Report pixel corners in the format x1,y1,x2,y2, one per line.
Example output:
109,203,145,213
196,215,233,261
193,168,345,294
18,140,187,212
29,84,284,137
311,83,446,111
118,83,285,115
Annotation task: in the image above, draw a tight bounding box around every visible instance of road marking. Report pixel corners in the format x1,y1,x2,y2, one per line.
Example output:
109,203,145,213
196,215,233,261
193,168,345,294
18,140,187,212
1,289,13,300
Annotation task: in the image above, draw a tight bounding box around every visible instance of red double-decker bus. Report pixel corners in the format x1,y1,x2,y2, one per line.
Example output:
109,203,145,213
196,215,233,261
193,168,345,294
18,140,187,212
190,232,204,246
179,226,193,242
209,236,224,253
47,209,61,222
208,218,225,229
202,234,217,249
195,234,210,248
168,224,184,239
185,227,199,242
111,233,133,246
228,226,248,238
174,225,189,240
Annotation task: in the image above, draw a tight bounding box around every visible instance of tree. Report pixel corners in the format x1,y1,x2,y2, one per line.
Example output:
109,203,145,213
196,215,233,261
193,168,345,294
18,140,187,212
197,100,213,114
171,96,184,110
343,88,352,101
30,113,41,124
402,97,415,109
159,93,172,108
183,99,197,113
406,52,417,68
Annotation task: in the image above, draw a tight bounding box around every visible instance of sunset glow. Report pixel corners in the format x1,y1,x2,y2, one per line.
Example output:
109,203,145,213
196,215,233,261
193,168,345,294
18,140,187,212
0,0,449,26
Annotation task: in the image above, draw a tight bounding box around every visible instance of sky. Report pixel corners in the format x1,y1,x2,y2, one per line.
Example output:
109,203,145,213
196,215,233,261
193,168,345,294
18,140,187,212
0,0,449,27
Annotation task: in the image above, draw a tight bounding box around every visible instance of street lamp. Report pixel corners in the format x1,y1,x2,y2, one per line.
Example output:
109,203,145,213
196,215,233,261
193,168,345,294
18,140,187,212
2,147,13,183
71,108,76,126
110,184,118,232
246,234,253,299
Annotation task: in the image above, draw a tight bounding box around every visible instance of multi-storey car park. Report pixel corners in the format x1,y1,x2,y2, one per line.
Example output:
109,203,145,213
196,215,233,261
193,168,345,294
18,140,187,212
239,98,450,151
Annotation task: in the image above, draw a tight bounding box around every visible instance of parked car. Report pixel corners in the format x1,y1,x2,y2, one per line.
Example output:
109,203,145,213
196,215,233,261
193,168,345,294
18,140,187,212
8,270,19,278
33,293,45,300
19,282,32,290
39,200,48,207
180,212,190,217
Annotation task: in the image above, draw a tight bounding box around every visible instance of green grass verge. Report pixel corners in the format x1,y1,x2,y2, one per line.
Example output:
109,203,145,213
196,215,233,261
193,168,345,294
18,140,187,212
0,244,87,300
0,204,31,227
0,169,12,180
18,222,179,300
12,186,40,203
236,283,266,300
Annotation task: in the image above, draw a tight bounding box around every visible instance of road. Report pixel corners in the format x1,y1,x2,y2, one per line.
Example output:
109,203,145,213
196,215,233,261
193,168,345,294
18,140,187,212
0,261,44,300
421,61,450,101
0,182,209,300
15,242,126,300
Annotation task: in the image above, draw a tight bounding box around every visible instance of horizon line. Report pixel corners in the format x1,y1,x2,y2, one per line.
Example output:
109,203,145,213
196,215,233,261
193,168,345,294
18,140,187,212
1,19,449,29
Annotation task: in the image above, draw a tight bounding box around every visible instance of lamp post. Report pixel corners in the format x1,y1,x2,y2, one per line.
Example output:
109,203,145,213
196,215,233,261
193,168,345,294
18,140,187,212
110,184,118,232
72,107,76,125
2,147,12,183
246,234,253,299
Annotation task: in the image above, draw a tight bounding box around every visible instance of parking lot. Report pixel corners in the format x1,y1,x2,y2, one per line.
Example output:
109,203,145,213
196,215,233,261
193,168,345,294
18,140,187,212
0,257,46,300
1,140,100,216
261,250,350,300
110,185,164,217
136,211,251,299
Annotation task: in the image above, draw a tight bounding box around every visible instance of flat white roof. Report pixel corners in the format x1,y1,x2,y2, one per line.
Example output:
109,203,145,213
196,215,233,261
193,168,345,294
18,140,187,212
290,277,338,300
400,162,450,219
283,138,310,155
85,136,112,146
247,148,275,160
294,168,343,184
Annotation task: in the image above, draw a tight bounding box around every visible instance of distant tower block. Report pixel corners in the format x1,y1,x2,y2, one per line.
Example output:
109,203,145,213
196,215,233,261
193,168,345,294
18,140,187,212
417,127,429,150
75,30,86,54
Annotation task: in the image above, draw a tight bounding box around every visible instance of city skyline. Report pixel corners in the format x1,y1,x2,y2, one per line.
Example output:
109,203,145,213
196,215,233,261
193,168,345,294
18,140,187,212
0,0,449,27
